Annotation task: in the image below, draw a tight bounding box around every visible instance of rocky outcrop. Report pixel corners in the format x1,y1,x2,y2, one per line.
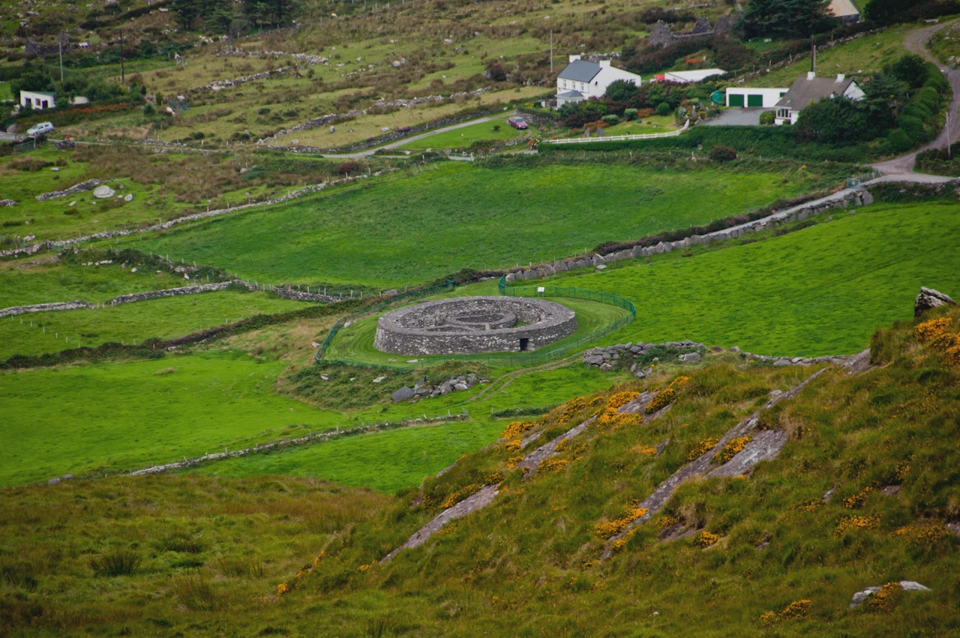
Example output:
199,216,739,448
393,373,490,402
0,199,15,207
915,286,956,318
35,179,101,202
849,581,931,608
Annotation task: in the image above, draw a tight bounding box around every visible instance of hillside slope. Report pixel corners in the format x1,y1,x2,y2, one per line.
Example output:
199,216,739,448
2,303,959,635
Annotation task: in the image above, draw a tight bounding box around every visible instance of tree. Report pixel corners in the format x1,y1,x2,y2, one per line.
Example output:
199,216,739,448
890,54,928,90
865,0,960,25
170,0,202,29
796,96,873,143
861,72,907,132
604,79,639,102
243,0,298,29
743,0,836,39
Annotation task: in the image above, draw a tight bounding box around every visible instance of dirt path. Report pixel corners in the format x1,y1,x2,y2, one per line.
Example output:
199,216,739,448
872,21,960,176
466,354,580,404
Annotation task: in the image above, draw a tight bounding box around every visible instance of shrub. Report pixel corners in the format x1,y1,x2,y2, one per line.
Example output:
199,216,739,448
656,102,671,117
143,104,155,115
759,111,775,126
709,145,738,162
336,160,364,176
601,114,619,125
624,108,639,121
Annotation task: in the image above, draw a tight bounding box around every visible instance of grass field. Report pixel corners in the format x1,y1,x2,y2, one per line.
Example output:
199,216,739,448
132,161,826,288
193,419,505,493
397,114,537,151
552,201,960,356
0,81,11,101
0,259,185,308
746,25,911,88
325,295,630,367
0,352,346,487
0,288,304,359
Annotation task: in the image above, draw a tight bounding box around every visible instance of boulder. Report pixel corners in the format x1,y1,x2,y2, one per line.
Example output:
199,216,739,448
915,286,956,318
679,352,702,363
861,190,874,206
592,254,606,266
773,358,791,368
124,193,133,202
93,185,116,199
391,386,415,402
453,382,469,391
505,273,516,283
583,355,604,366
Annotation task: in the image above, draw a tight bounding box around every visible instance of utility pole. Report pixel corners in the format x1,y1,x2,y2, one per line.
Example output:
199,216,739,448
810,36,816,75
120,28,125,86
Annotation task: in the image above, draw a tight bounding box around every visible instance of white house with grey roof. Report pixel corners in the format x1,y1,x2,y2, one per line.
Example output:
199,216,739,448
774,72,864,125
556,55,642,107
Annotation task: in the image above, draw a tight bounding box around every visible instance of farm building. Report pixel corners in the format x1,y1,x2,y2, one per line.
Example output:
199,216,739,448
556,56,642,107
19,90,56,110
828,0,861,24
775,73,864,125
653,69,726,84
726,87,787,108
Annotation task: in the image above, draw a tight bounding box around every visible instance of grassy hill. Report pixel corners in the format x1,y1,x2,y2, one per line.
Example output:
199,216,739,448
3,305,958,635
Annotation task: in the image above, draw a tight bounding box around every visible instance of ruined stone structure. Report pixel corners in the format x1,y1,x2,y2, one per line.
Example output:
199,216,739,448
649,13,740,48
374,297,577,355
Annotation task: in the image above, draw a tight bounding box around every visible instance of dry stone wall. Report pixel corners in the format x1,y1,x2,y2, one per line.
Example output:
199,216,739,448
35,179,101,202
375,297,577,355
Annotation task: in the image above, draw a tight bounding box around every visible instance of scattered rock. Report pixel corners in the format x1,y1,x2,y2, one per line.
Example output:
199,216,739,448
392,386,415,402
372,376,387,384
48,478,60,485
915,286,956,318
881,485,901,496
124,193,133,202
0,199,16,207
93,185,116,199
773,358,791,367
679,352,702,363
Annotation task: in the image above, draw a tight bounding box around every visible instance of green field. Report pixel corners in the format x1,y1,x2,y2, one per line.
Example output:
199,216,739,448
325,294,630,367
0,81,11,101
0,260,186,308
132,162,828,288
397,114,537,151
193,419,505,493
0,352,346,486
0,288,304,359
555,201,960,356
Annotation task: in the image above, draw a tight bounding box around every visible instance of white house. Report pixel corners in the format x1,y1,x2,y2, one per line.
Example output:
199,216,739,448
725,87,788,108
653,68,726,84
556,55,642,107
20,90,56,110
828,0,861,24
774,72,865,125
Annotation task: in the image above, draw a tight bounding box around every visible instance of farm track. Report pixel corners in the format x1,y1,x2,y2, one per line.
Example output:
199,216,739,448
465,353,581,404
873,20,960,177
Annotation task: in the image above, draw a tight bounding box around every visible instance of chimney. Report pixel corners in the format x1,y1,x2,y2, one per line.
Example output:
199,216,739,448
836,73,845,82
807,71,816,81
569,54,581,63
599,60,611,68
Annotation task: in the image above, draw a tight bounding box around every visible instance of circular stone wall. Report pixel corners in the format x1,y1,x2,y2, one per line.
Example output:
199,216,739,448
374,296,577,355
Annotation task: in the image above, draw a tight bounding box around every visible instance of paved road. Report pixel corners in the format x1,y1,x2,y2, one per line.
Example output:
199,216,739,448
872,20,960,176
320,112,510,159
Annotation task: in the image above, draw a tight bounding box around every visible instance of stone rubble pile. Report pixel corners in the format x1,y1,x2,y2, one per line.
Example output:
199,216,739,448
583,341,705,372
35,179,101,202
392,373,489,402
505,187,875,284
0,199,16,207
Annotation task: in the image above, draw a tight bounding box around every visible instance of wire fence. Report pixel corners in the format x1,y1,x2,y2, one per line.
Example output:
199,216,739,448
314,280,456,364
314,275,636,370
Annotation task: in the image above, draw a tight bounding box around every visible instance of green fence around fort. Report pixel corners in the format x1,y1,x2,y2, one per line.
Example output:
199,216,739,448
314,275,636,370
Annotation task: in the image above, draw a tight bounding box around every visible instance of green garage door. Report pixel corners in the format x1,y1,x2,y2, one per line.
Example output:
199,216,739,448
729,94,744,107
747,94,763,107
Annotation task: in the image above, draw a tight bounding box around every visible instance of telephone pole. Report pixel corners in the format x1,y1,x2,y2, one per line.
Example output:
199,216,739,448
550,30,554,73
119,28,125,86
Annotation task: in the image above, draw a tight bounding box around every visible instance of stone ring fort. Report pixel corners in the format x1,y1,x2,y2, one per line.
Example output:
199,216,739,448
374,296,578,355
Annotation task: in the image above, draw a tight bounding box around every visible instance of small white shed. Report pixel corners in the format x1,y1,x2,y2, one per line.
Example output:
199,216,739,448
726,87,788,108
20,90,56,110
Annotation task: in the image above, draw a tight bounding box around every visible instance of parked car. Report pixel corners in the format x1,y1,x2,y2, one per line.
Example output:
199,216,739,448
507,117,528,130
26,122,55,137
